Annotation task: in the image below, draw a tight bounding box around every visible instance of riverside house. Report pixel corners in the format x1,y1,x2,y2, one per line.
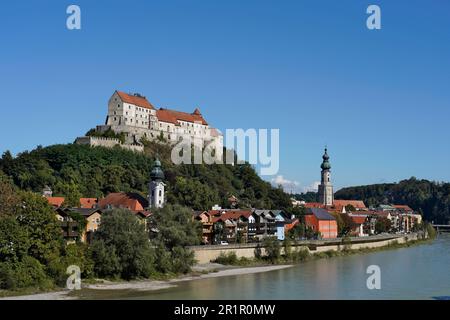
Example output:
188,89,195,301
195,208,289,244
55,208,103,244
304,208,338,239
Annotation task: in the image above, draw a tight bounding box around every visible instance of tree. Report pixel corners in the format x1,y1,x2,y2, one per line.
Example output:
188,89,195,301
0,172,20,217
375,217,392,234
262,237,281,263
90,209,155,280
0,216,30,263
330,212,357,236
16,192,63,264
0,188,62,290
61,183,82,208
150,204,201,248
149,204,201,273
345,204,356,212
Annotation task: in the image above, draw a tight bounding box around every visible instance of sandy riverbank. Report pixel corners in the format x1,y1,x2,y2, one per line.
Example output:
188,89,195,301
0,264,292,300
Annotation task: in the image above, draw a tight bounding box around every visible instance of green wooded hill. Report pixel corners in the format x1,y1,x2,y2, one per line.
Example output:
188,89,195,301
335,178,450,224
0,142,292,211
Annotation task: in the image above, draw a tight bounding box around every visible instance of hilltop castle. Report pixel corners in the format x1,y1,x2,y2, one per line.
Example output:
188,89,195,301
91,90,222,147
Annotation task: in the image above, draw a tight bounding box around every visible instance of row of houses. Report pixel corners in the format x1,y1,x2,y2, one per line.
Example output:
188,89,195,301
46,189,423,245
303,200,423,238
194,208,296,245
46,192,151,244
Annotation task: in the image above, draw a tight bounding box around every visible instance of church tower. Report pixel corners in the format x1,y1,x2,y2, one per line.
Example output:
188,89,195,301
149,158,165,208
318,147,334,206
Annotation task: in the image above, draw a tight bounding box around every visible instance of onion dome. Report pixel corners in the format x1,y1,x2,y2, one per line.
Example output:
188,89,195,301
321,148,331,170
150,158,165,181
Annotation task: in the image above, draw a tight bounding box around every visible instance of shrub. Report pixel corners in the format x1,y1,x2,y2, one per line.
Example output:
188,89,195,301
263,237,281,264
213,252,239,265
47,243,94,286
291,247,311,262
0,257,53,290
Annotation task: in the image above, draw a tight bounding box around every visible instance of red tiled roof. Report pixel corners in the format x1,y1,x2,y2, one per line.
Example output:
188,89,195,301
116,91,155,110
210,128,221,137
393,205,413,211
285,218,299,232
79,198,97,209
46,197,65,207
366,210,391,217
212,210,252,223
333,200,367,210
350,215,367,224
98,192,148,212
157,108,208,126
304,202,325,209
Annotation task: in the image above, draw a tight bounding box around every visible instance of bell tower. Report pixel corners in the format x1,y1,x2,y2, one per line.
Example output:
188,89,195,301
149,157,165,208
318,147,334,206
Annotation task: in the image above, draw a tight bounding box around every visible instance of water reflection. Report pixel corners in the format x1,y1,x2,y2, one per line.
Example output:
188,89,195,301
80,235,450,300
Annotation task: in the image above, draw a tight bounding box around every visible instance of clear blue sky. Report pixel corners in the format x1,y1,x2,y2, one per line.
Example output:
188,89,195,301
1,0,449,192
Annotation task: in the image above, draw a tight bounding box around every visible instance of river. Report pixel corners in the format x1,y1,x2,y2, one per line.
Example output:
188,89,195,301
80,234,450,300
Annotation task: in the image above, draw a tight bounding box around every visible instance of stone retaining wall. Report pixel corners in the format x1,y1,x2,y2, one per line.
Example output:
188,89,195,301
191,233,424,264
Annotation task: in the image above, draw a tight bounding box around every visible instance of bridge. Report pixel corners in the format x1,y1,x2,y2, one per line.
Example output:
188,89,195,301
433,224,450,233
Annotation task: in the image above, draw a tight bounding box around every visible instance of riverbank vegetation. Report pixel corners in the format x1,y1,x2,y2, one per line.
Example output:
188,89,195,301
213,233,434,267
0,174,202,295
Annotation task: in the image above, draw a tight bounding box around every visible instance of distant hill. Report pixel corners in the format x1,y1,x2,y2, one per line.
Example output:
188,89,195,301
0,142,292,211
335,178,450,224
291,192,319,203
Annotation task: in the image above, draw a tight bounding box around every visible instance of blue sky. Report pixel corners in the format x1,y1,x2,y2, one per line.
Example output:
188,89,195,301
0,0,449,192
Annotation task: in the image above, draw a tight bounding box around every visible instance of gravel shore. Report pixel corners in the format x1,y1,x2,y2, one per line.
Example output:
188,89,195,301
0,264,292,300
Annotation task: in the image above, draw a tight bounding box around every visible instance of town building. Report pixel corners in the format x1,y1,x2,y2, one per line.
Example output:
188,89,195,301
304,208,338,239
55,208,103,244
195,208,290,244
97,192,150,215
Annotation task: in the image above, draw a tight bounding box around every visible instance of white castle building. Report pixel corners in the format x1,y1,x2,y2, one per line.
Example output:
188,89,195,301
95,90,222,146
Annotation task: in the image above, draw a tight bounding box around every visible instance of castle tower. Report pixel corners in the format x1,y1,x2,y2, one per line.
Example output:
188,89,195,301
149,158,165,208
318,147,334,206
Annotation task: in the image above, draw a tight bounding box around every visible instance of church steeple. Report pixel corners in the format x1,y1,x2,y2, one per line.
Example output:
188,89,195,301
318,147,334,206
321,147,331,170
149,157,166,208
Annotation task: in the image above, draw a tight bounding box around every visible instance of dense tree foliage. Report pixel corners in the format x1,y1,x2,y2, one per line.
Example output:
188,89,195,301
90,209,155,280
149,204,201,274
291,192,319,203
0,142,293,211
86,128,126,144
0,177,82,290
335,177,450,224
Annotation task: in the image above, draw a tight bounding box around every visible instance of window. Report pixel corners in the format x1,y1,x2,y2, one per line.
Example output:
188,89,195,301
159,190,162,197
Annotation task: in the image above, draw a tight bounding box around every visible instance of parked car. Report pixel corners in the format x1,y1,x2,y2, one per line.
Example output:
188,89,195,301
220,241,229,246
